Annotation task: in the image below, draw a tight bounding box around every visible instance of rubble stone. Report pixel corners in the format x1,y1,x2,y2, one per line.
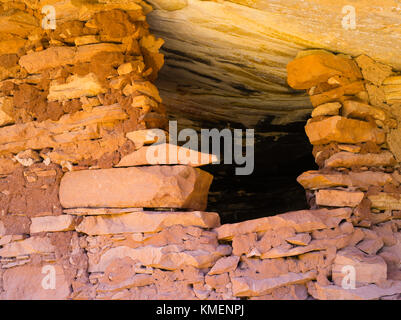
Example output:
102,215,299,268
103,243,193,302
332,247,387,287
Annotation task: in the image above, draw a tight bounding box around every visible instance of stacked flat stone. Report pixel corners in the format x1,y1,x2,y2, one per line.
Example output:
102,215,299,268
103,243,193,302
2,0,401,300
0,0,166,173
0,0,223,301
286,50,401,299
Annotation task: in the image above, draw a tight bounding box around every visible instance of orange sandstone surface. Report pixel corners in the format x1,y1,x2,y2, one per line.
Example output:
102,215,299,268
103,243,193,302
1,1,401,301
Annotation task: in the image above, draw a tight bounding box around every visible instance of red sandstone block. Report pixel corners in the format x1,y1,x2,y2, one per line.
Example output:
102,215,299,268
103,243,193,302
59,166,213,210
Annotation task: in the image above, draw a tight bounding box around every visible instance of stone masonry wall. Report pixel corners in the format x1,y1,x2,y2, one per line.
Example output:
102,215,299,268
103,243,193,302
286,50,401,299
2,1,401,300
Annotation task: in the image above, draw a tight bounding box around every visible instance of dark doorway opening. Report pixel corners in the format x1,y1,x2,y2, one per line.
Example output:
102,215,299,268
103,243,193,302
202,118,317,224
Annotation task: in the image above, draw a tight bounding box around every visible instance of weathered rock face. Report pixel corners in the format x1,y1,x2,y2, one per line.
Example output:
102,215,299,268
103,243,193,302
145,0,401,129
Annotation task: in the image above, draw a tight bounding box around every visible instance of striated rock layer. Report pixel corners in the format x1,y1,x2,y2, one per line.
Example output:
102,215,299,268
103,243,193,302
146,0,401,129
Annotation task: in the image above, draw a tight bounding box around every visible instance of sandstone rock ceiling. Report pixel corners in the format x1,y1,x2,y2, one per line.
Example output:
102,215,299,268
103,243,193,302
146,0,401,129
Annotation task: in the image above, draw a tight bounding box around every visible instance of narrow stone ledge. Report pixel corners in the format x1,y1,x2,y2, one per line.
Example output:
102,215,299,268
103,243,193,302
30,215,75,234
75,211,220,235
214,208,352,240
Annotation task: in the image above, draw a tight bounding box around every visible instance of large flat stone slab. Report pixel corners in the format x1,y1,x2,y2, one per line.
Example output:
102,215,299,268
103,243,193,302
215,208,352,240
59,166,213,210
297,170,394,190
89,244,229,272
287,51,361,90
76,211,220,235
232,271,316,297
310,281,401,300
305,116,385,145
315,190,364,207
